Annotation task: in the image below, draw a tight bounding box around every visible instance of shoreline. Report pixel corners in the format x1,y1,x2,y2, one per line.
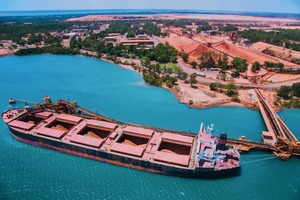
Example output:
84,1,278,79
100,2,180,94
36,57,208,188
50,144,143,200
0,52,275,110
100,56,258,110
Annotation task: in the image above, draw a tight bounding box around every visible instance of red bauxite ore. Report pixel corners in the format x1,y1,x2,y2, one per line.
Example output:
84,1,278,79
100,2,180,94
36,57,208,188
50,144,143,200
2,101,240,178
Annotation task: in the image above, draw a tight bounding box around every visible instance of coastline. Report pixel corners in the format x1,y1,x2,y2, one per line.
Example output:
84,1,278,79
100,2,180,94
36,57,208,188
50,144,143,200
101,56,256,110
0,52,269,110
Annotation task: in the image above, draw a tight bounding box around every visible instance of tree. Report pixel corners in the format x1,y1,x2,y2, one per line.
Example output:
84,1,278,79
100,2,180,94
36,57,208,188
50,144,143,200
127,30,135,38
278,86,292,100
170,56,177,63
251,61,260,72
218,55,229,70
189,74,197,87
182,52,189,62
276,62,284,71
143,72,162,86
190,61,198,68
292,82,300,98
198,51,221,69
148,43,177,63
210,83,217,91
182,72,188,80
142,57,151,67
178,71,188,80
196,23,212,32
264,61,284,70
220,24,238,32
27,34,43,45
225,82,238,97
231,57,248,72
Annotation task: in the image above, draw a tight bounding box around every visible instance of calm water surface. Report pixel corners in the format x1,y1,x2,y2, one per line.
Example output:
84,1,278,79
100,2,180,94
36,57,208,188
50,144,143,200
0,55,299,200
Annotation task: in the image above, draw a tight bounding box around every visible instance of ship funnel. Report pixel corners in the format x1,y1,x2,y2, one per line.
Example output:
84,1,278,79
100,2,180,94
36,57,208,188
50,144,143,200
217,132,228,150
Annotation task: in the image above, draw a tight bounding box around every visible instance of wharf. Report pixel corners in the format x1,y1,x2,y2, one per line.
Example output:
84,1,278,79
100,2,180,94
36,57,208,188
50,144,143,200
254,89,300,159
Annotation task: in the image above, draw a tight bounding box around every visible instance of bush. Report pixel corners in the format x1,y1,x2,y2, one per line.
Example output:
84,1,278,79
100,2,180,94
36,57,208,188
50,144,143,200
231,57,248,73
231,71,240,78
277,86,292,100
189,100,193,105
210,83,217,91
226,82,238,97
292,82,300,98
231,95,241,103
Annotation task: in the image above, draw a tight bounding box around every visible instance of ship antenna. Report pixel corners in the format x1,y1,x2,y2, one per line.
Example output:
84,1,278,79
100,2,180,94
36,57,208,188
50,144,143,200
199,123,206,135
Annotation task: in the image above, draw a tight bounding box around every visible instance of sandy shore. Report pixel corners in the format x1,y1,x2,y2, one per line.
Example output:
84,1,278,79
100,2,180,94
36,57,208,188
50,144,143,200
163,14,300,23
67,14,300,24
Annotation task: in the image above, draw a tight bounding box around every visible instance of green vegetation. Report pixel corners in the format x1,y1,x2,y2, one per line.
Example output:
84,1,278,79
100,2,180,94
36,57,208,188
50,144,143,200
162,75,178,88
278,85,293,100
165,19,192,28
189,74,197,87
181,52,189,62
148,43,177,63
142,65,178,88
143,72,162,86
209,82,239,101
219,24,238,32
280,82,300,99
159,63,182,74
140,22,162,36
281,98,300,108
198,51,228,70
105,22,133,35
190,61,198,69
196,22,212,33
230,57,248,77
209,82,218,91
14,45,79,56
277,82,300,108
251,61,261,73
292,82,300,98
98,21,162,38
225,82,238,97
239,29,300,51
264,61,284,71
0,14,85,23
0,22,72,42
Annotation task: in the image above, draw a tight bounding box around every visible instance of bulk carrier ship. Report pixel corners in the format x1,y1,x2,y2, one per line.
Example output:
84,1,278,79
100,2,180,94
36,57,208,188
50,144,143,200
2,98,240,178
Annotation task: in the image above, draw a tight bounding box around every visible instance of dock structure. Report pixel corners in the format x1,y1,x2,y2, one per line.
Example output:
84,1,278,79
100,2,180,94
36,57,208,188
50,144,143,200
8,96,300,159
255,88,300,158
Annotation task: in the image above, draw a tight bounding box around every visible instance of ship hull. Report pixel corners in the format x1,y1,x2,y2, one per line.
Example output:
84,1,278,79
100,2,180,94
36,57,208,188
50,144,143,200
9,127,240,178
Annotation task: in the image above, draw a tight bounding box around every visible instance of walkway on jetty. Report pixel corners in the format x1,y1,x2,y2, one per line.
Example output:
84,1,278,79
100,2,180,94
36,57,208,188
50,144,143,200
255,89,300,158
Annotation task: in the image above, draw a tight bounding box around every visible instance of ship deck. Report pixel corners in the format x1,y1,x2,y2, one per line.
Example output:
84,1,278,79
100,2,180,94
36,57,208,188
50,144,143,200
3,109,197,169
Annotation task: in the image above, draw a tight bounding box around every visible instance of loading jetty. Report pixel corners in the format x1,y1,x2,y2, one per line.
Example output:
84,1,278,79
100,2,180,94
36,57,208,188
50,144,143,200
221,89,300,159
254,89,300,159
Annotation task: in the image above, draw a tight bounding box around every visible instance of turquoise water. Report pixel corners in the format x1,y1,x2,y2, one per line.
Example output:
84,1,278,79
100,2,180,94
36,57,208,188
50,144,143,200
278,109,300,139
0,55,299,199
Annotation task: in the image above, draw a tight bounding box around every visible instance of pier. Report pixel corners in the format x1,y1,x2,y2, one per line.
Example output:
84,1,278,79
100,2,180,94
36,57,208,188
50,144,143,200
255,88,300,158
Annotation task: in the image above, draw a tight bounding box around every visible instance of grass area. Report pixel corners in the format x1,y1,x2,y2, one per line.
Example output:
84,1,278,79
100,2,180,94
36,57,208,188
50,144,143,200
159,63,182,72
128,53,136,58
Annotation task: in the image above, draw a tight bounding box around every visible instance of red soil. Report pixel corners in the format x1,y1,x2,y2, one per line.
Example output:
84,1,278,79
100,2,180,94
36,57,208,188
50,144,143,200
161,36,218,62
212,41,295,67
